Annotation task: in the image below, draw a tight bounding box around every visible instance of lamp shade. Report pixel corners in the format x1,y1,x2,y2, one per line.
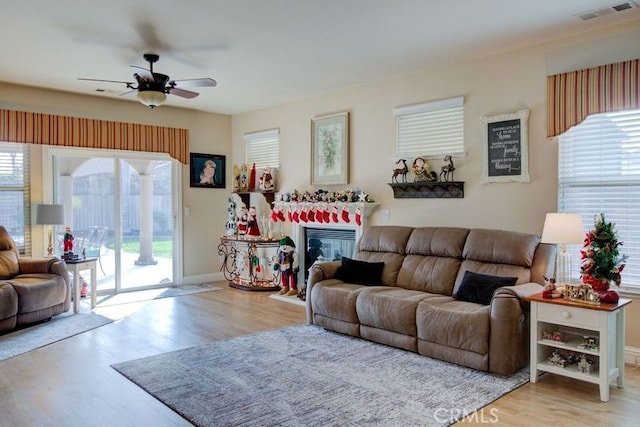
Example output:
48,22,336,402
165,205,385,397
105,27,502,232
137,90,167,108
541,213,584,244
35,204,65,225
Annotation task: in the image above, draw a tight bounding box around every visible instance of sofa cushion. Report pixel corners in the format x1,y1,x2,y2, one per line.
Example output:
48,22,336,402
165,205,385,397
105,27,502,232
453,271,517,305
335,257,384,286
396,227,469,294
10,274,67,314
353,252,405,286
463,229,539,268
310,280,367,324
357,226,414,254
356,287,435,336
416,297,491,355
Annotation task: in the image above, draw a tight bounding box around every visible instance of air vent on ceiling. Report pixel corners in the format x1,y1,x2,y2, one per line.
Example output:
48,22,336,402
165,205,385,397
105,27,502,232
578,2,637,20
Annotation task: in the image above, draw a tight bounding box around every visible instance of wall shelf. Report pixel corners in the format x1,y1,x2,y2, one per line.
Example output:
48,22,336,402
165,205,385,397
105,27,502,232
235,191,275,207
387,181,464,199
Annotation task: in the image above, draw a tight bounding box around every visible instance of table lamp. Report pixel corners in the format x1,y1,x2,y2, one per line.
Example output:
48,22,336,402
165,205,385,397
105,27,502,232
35,204,65,256
541,213,584,285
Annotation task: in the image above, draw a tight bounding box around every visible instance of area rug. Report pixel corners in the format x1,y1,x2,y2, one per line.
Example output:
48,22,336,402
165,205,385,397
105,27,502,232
90,282,224,307
0,312,112,362
112,324,529,426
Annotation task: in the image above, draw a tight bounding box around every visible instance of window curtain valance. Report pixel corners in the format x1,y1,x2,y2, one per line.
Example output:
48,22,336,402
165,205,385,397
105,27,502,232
0,109,189,164
547,58,639,138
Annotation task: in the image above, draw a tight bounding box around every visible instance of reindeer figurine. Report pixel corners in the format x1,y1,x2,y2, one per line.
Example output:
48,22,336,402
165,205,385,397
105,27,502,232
439,155,455,182
392,159,409,183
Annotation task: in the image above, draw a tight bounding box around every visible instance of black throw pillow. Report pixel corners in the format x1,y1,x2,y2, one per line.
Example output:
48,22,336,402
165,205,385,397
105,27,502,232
335,257,384,286
453,271,518,305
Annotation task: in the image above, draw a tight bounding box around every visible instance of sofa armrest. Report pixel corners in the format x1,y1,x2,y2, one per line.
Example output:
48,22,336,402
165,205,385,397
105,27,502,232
19,257,71,286
493,282,543,310
18,257,59,274
488,282,543,375
306,261,341,324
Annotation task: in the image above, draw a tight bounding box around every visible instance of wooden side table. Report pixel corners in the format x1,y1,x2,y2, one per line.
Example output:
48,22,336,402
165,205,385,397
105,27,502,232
527,292,631,402
66,258,98,313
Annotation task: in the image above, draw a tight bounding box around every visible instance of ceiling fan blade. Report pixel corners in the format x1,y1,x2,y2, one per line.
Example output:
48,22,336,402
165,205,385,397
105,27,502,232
131,66,154,81
170,78,217,88
78,78,134,85
168,87,200,99
120,89,137,97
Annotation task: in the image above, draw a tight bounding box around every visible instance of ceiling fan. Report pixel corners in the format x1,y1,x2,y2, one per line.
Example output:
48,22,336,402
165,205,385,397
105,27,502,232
78,53,217,108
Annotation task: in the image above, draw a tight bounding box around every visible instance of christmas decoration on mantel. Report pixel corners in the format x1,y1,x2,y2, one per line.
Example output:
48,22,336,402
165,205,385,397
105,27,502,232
272,188,376,226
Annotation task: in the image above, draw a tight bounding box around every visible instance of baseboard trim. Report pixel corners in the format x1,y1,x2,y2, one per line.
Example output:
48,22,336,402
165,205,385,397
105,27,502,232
181,272,225,286
625,346,640,366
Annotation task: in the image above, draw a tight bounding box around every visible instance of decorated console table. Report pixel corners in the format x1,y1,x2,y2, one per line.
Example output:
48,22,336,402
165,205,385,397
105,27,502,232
218,236,281,291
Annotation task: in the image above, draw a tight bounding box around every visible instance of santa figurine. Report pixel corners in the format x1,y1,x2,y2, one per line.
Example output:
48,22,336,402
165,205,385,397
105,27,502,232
237,207,248,236
63,226,74,254
246,206,261,237
274,236,299,296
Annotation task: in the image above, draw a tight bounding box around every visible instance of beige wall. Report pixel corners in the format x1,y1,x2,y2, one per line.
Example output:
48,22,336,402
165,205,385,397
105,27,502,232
1,20,638,349
0,83,231,279
231,22,640,348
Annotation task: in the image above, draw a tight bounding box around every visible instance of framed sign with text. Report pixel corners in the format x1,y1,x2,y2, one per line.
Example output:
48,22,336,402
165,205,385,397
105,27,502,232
481,109,530,184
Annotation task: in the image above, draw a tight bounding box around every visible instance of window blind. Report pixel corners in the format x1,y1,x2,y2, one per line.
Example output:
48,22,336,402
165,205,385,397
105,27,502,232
244,128,280,169
394,96,464,158
0,141,31,255
558,109,640,291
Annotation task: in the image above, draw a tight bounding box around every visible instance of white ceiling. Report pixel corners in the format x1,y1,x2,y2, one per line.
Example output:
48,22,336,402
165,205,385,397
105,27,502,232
1,0,639,115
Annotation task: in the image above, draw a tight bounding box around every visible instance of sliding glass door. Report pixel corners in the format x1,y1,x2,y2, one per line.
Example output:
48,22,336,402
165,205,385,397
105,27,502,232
48,148,179,294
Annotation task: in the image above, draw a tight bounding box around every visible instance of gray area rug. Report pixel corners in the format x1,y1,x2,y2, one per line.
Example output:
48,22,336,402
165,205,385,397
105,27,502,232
0,312,112,362
91,282,224,307
113,324,529,426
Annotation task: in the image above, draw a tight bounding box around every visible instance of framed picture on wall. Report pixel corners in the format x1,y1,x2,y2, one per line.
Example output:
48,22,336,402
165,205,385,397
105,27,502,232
480,109,530,184
311,111,349,185
190,153,226,188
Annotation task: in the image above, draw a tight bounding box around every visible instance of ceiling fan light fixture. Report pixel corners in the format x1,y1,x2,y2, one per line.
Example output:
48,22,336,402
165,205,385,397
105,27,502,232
137,90,167,108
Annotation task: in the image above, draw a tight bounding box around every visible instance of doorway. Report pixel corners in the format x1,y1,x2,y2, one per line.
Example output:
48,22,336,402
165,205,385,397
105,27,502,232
47,148,180,294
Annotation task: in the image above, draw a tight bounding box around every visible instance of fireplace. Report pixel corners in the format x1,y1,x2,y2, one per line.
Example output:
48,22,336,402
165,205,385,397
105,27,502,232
302,227,356,282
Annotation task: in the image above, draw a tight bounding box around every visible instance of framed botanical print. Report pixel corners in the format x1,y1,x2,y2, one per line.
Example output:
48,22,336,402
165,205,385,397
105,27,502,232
311,112,349,185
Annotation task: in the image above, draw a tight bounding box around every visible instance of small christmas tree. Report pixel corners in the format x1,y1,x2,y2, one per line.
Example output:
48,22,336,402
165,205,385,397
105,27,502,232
580,213,627,292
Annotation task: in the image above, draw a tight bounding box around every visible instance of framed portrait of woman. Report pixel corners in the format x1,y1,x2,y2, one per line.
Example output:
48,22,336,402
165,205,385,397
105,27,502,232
190,153,226,189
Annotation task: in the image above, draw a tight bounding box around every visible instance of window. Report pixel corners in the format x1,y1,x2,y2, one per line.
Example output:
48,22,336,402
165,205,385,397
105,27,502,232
0,141,31,255
558,109,640,291
244,128,280,169
394,96,464,158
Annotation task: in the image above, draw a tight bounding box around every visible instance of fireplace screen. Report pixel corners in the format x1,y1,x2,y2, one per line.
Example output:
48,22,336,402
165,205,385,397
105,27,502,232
303,227,356,281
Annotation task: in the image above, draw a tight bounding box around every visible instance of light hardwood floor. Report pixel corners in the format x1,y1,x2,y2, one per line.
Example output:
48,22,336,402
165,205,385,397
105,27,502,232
0,286,638,426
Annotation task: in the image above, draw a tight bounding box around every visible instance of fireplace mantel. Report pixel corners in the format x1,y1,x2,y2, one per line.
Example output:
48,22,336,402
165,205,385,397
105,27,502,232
273,202,379,288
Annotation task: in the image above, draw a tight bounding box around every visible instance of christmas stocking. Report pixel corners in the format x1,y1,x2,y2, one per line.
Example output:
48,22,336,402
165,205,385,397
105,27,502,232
341,206,351,223
292,207,300,223
316,206,324,223
300,207,308,223
277,208,286,222
287,207,293,223
331,205,339,223
355,207,363,226
308,207,316,222
271,208,279,222
323,205,330,223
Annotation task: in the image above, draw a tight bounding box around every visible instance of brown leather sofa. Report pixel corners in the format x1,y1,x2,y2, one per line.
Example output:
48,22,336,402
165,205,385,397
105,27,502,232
0,226,71,333
307,226,555,376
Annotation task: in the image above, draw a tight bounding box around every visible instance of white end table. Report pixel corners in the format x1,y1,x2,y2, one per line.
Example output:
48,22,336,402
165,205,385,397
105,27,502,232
66,258,98,313
528,292,631,402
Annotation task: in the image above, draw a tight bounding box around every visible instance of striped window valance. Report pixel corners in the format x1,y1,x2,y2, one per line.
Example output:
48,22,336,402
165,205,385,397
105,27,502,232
547,58,640,138
0,109,189,163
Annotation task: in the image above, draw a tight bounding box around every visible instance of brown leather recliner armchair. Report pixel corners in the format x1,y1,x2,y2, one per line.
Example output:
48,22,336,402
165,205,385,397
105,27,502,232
0,226,71,333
